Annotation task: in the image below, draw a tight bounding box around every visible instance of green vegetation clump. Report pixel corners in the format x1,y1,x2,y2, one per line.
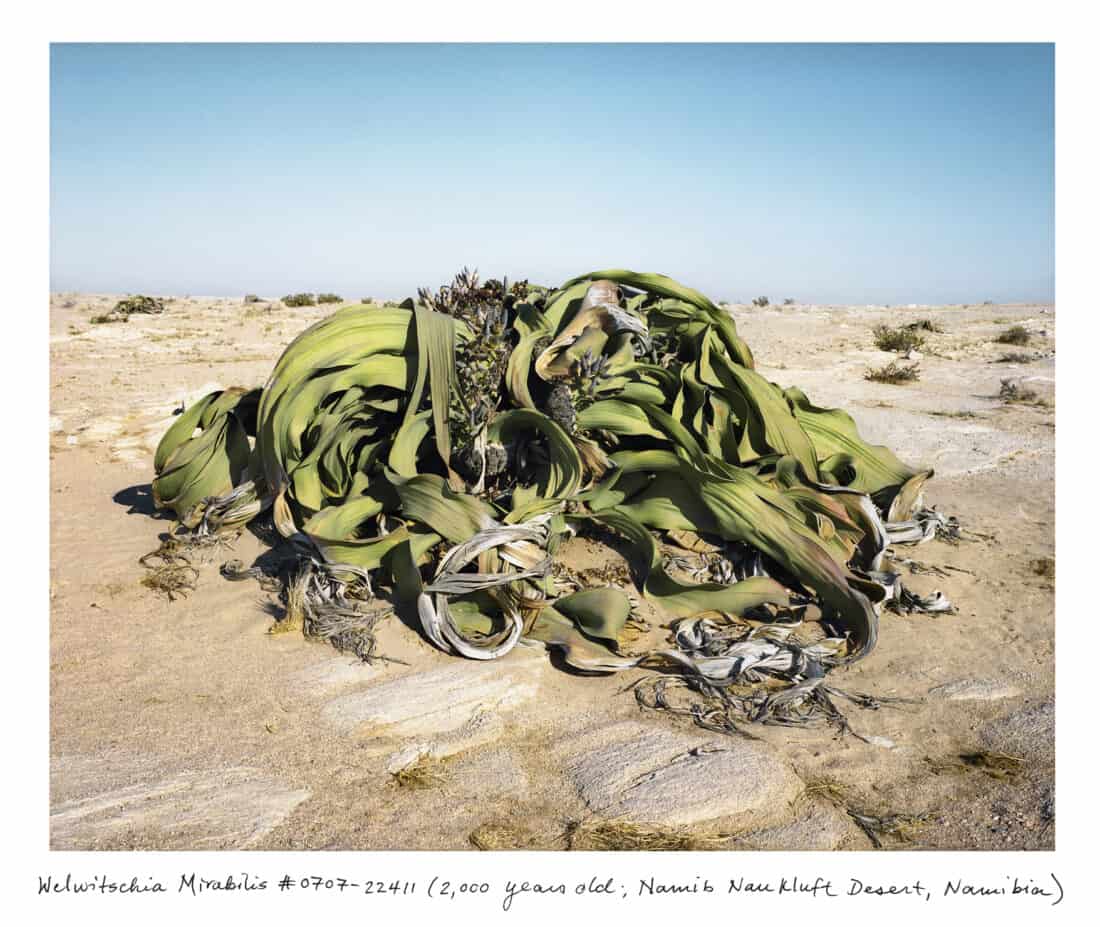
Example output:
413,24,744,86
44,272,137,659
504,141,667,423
996,325,1031,346
865,361,921,384
873,324,925,353
146,266,951,741
114,295,165,315
317,293,343,304
282,293,316,307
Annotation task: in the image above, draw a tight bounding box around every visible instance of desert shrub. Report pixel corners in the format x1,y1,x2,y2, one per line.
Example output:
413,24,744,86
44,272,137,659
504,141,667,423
90,313,128,324
904,319,943,333
873,324,925,353
999,378,1042,404
996,325,1031,346
317,293,343,304
1031,557,1054,579
114,295,165,315
243,294,260,304
282,293,316,307
996,352,1035,364
865,362,921,384
751,296,770,307
782,297,795,306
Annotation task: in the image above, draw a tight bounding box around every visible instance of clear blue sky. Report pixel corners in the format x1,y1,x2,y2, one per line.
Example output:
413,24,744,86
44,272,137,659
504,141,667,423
50,43,1054,304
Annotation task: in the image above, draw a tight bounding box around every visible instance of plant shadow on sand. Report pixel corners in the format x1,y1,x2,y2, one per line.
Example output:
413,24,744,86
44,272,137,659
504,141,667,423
113,483,167,518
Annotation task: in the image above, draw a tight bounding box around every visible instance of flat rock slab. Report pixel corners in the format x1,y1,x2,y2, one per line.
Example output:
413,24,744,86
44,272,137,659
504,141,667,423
321,649,546,757
383,746,530,803
293,655,381,694
51,765,310,850
558,721,802,831
929,678,1021,701
447,748,531,801
739,804,855,850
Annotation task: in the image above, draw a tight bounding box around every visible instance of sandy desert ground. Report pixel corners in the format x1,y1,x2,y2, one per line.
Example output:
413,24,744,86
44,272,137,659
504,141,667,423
48,292,1055,851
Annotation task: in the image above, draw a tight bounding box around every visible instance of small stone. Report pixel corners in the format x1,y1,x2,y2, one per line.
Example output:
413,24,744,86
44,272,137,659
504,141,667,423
386,746,429,775
930,678,1021,702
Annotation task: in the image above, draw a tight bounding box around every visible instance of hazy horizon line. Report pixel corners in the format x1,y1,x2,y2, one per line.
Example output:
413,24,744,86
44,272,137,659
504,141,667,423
49,287,1055,309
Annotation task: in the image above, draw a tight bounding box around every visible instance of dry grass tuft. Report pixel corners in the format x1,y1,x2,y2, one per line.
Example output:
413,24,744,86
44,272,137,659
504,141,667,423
140,563,198,601
802,777,931,849
865,361,920,384
848,810,932,848
802,777,854,806
469,820,540,850
996,352,1036,364
959,751,1024,781
267,568,308,635
926,750,1025,781
564,819,724,851
138,532,236,601
390,754,449,790
996,325,1031,346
